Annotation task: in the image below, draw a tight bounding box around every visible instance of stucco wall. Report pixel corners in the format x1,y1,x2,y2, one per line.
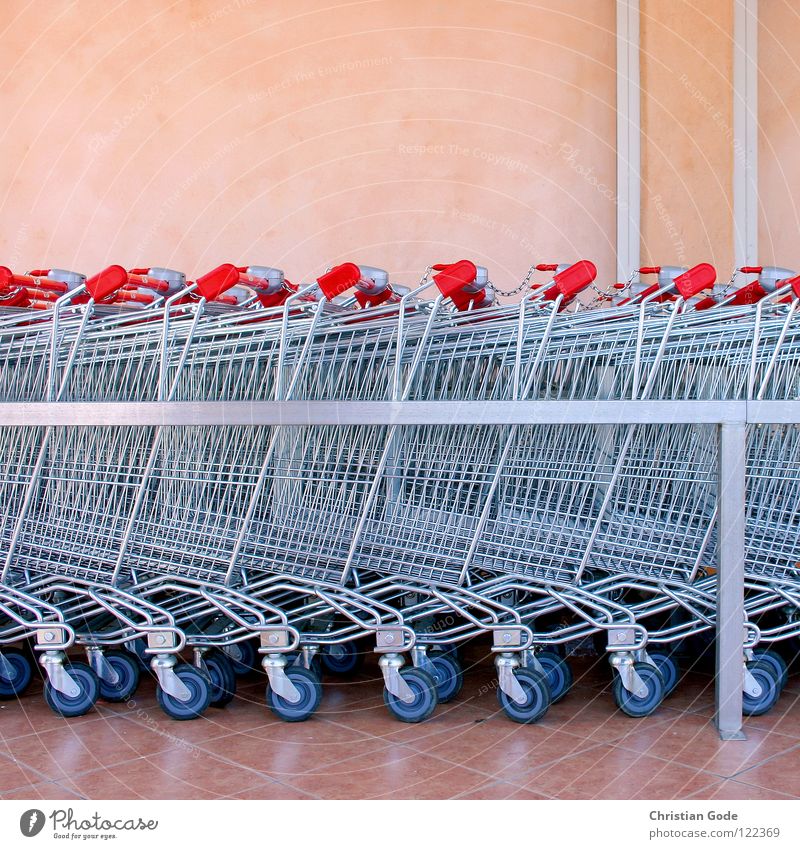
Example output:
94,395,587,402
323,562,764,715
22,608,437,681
758,1,800,273
640,0,734,275
0,0,617,290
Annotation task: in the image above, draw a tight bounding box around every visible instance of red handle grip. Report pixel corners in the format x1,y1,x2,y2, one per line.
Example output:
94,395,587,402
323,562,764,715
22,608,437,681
124,274,171,294
674,263,716,299
553,259,597,298
786,274,800,299
316,262,361,300
195,263,240,301
535,264,559,272
86,265,130,301
739,266,763,274
432,260,478,299
638,266,661,275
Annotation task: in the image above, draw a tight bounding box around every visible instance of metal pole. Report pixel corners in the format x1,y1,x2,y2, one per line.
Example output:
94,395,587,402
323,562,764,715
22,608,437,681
715,422,747,740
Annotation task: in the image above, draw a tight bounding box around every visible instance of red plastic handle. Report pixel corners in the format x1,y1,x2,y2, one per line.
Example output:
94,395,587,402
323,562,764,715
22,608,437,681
125,274,170,294
638,266,661,275
86,265,129,301
552,259,597,298
432,260,478,299
729,280,766,306
786,274,800,299
195,263,239,301
674,263,716,299
739,266,763,274
535,264,559,272
316,262,361,300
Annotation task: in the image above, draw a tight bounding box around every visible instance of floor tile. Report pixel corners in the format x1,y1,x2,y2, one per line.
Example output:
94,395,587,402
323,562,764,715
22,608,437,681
731,745,800,796
62,747,270,800
687,779,799,800
287,744,489,799
521,744,719,799
611,711,798,777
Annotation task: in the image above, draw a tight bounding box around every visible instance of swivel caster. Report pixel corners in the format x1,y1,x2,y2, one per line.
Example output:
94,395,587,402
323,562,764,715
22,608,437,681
427,650,464,703
533,651,573,703
0,649,33,699
612,662,665,717
97,650,140,703
497,667,551,724
43,662,100,718
742,661,781,716
267,665,322,722
383,666,437,723
156,663,212,720
203,650,237,708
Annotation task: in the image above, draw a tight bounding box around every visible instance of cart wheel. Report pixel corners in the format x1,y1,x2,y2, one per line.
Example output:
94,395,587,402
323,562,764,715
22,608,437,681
497,667,551,724
534,651,573,703
127,639,151,672
613,662,664,717
321,641,364,676
0,649,33,699
98,650,140,703
156,663,212,720
227,638,260,677
648,652,680,697
43,662,99,718
752,649,788,691
204,651,237,708
267,665,322,722
427,650,464,703
383,667,437,723
742,661,781,716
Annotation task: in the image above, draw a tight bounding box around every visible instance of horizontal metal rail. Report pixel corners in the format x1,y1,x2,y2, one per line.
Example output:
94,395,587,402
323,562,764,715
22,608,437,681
5,398,797,426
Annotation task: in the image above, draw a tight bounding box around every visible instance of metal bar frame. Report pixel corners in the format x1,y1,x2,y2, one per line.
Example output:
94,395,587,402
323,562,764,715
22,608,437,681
3,397,799,740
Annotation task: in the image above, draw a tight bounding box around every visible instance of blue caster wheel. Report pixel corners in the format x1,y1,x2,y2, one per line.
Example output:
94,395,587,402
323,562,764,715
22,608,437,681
383,667,437,723
98,650,140,703
752,649,788,691
0,649,33,699
126,639,151,672
649,652,680,697
613,662,665,717
267,665,322,722
742,661,781,716
226,639,260,677
156,663,212,720
203,651,237,708
321,641,364,676
43,662,99,718
497,667,551,724
427,651,464,703
534,651,573,703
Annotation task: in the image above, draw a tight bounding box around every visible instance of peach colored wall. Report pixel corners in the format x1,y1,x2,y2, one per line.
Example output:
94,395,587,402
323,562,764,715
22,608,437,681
640,0,733,274
0,0,617,291
758,1,800,273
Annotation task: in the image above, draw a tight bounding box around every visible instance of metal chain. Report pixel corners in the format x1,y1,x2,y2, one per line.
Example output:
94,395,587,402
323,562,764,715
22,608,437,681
718,268,739,297
485,264,538,298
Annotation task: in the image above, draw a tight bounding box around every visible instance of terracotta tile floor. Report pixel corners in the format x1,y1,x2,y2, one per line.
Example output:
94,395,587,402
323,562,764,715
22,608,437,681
1,645,799,800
